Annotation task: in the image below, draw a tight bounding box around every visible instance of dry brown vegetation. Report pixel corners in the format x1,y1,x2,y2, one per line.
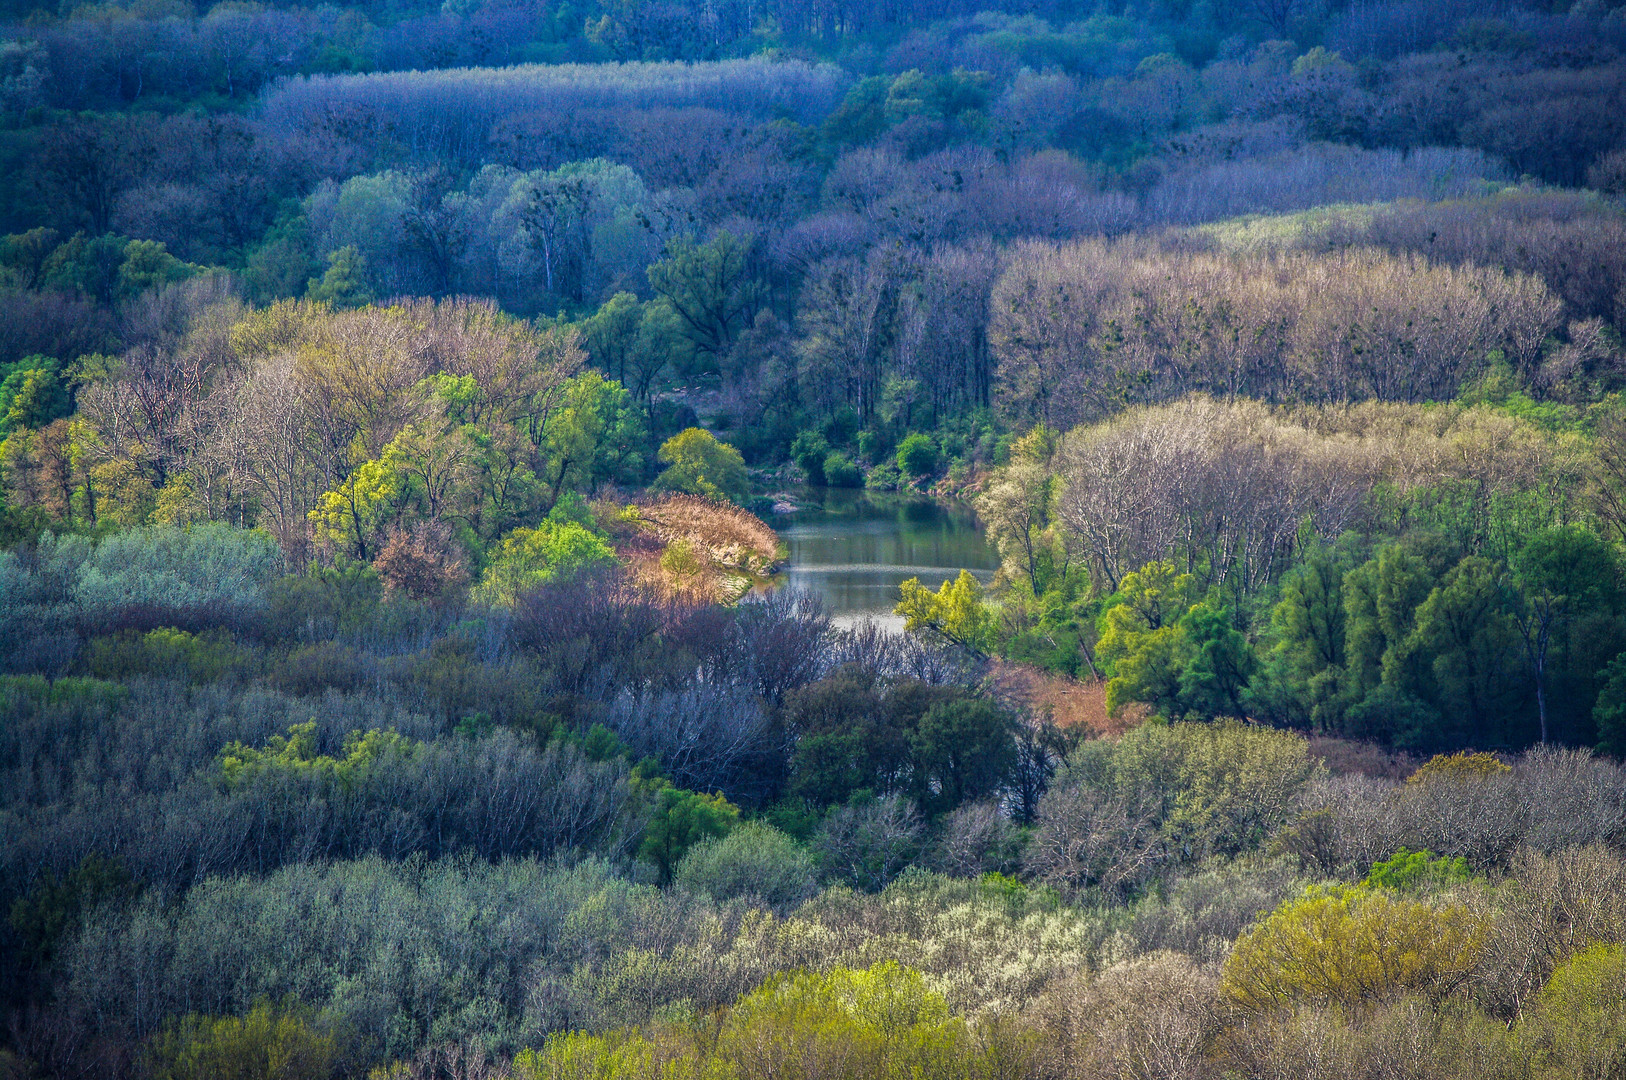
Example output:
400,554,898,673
984,659,1135,737
624,493,781,602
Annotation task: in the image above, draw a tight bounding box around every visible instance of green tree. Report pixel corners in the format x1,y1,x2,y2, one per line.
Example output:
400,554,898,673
1343,543,1440,701
1396,557,1522,747
304,245,372,308
911,698,1017,813
673,821,816,907
579,292,643,388
472,518,616,605
646,232,757,368
116,238,198,298
1095,561,1200,717
790,429,830,484
1595,652,1626,757
1177,603,1256,721
1508,527,1622,743
533,371,646,509
1221,885,1485,1009
637,783,740,885
309,456,403,562
785,668,911,806
0,355,72,434
652,427,748,503
1250,543,1351,726
895,432,939,480
896,570,995,654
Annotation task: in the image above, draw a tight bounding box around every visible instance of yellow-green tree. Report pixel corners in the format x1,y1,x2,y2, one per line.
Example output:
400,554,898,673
1221,885,1485,1009
653,428,748,504
896,569,994,654
147,999,337,1080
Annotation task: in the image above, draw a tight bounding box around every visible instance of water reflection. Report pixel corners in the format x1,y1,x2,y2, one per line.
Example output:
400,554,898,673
769,486,998,629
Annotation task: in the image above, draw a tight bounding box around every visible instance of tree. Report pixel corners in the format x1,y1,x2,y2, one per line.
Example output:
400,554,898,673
1595,654,1626,758
1397,557,1522,748
304,245,372,308
895,432,938,480
896,570,994,654
1221,885,1485,1009
147,999,337,1080
653,427,748,503
646,232,757,367
911,698,1017,814
637,782,739,885
473,518,616,605
532,371,645,510
1177,604,1257,721
1509,527,1621,744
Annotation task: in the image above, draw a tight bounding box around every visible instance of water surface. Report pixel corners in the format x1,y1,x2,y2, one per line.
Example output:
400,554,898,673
769,487,998,630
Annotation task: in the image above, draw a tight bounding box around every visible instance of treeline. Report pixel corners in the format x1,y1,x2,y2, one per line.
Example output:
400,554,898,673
923,395,1626,753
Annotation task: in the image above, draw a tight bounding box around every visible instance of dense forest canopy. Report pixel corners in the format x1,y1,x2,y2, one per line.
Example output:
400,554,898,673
5,0,1626,1076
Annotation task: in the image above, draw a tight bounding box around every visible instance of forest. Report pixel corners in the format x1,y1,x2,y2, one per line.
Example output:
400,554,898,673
4,0,1626,1074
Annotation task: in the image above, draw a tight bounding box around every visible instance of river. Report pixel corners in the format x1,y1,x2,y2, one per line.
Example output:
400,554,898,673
767,486,999,630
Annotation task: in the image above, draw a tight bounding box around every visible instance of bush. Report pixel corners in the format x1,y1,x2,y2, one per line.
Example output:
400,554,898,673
896,433,939,480
1530,944,1626,1078
790,430,830,484
821,451,861,488
865,462,901,491
653,428,749,504
637,783,740,885
673,821,816,908
1363,849,1472,893
147,999,337,1080
1221,885,1485,1009
472,521,616,605
74,524,285,627
814,795,923,891
85,628,255,684
1027,721,1318,895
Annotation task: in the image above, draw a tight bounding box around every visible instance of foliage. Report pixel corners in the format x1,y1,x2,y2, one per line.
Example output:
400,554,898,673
1221,885,1486,1009
653,429,749,504
1363,849,1473,892
473,519,616,605
896,571,994,654
637,782,741,885
896,433,939,480
148,999,337,1080
673,821,816,908
217,721,420,789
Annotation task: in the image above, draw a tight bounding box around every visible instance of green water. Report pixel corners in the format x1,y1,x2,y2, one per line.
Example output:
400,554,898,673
769,487,999,628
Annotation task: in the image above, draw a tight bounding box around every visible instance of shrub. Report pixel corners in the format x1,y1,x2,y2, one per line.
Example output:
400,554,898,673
637,783,740,885
1530,944,1626,1078
1363,849,1472,893
814,795,924,891
653,428,749,504
85,628,254,685
147,999,337,1080
1028,721,1318,895
821,451,861,488
672,821,816,908
1221,885,1485,1009
473,521,616,605
865,462,901,490
1407,751,1511,784
73,524,285,629
790,430,830,484
896,433,939,480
